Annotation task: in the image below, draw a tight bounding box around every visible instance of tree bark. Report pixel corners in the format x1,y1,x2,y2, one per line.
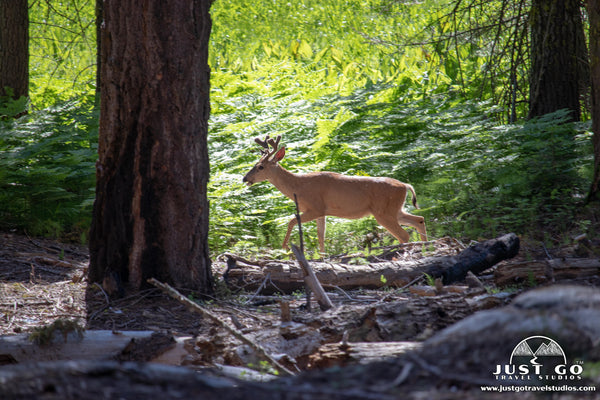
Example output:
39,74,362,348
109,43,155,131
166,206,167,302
89,0,213,294
588,0,600,201
0,0,28,100
528,0,587,121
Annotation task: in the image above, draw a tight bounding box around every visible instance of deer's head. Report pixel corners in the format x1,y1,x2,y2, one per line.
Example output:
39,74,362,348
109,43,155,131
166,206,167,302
243,135,285,186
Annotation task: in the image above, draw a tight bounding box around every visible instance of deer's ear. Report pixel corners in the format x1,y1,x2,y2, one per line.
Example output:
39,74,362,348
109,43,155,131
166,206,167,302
274,147,285,162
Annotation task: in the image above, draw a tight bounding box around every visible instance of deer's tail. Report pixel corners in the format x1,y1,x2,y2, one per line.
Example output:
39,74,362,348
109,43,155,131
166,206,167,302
406,184,419,209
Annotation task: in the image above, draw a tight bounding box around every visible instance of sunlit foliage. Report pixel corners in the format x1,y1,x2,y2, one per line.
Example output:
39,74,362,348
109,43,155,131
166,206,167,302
29,0,97,108
0,0,592,253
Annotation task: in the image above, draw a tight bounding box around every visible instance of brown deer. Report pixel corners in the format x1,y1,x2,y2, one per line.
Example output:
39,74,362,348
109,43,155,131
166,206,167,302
243,135,427,253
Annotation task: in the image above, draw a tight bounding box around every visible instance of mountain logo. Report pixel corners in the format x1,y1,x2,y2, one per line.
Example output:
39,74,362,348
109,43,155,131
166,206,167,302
510,336,567,366
493,335,583,382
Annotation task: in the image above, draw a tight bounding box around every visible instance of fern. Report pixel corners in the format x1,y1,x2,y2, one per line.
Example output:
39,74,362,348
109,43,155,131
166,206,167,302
6,0,593,253
0,96,98,239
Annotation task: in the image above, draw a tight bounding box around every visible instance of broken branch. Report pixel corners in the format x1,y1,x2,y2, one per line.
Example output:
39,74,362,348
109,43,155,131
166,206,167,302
147,278,295,376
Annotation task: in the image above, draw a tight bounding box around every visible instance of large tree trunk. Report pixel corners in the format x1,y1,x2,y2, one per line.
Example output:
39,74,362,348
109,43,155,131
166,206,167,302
588,0,600,201
89,0,213,295
528,0,586,121
0,0,28,100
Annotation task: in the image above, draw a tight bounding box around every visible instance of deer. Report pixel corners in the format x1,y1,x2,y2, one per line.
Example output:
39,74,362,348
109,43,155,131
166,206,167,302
243,135,427,253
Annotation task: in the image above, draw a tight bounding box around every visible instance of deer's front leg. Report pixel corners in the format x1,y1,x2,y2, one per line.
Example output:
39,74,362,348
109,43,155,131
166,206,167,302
316,217,326,254
282,217,298,250
282,211,322,251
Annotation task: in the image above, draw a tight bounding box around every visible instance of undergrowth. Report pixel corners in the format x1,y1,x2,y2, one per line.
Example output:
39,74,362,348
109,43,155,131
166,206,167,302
209,83,593,255
0,96,98,240
0,0,595,255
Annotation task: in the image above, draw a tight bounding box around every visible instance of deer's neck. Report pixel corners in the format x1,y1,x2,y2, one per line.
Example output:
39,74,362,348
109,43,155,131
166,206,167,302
267,165,303,201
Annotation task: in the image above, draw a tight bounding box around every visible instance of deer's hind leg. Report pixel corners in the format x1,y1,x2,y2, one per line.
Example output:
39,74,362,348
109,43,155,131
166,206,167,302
316,217,326,254
374,214,411,244
398,210,427,241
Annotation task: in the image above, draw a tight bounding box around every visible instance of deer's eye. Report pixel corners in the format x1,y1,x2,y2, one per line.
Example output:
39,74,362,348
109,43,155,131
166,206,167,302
258,165,264,170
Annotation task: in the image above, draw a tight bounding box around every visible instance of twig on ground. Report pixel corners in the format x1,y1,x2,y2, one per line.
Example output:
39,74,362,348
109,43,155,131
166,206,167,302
376,275,423,304
148,278,296,377
376,362,414,391
246,273,286,301
542,242,553,260
94,282,110,306
406,352,500,386
450,237,467,249
397,275,424,290
247,273,270,302
293,193,304,253
291,244,334,311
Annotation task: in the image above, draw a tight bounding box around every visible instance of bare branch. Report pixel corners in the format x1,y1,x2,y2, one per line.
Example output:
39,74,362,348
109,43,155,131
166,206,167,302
148,278,296,377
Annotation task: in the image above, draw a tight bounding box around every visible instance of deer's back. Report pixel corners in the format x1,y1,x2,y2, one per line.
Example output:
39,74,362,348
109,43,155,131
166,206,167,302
295,172,408,219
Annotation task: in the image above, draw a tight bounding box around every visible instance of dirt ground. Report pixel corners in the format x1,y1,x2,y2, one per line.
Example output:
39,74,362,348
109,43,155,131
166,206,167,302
0,232,208,336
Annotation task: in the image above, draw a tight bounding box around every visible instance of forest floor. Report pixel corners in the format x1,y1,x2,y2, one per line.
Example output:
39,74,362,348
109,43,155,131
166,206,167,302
1,232,600,399
0,233,515,336
0,232,205,336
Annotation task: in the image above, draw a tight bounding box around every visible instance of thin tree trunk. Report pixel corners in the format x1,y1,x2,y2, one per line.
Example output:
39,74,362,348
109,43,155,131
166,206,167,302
528,0,586,121
95,0,103,103
0,0,28,100
89,0,213,295
588,0,600,201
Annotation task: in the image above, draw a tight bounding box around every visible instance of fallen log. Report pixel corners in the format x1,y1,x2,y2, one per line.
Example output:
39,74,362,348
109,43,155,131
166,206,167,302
494,257,600,286
293,285,600,393
409,284,600,387
0,360,398,400
295,292,472,342
0,330,167,365
224,233,520,294
308,341,421,369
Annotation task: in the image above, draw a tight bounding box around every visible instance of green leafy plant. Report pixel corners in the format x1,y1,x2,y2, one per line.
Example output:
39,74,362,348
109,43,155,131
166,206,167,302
29,0,97,107
4,0,592,254
423,273,436,287
29,318,85,346
0,96,98,239
247,360,279,376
